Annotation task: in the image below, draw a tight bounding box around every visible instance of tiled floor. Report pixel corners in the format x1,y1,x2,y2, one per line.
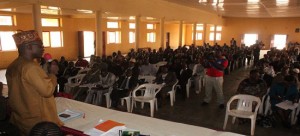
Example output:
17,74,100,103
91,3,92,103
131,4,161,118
1,66,300,136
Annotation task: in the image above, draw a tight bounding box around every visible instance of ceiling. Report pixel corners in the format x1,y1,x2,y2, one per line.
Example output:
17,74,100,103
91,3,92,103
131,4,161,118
164,0,300,18
0,0,300,19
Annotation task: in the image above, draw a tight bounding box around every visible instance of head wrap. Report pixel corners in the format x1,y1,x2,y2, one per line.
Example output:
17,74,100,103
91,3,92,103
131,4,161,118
12,30,42,48
43,53,52,62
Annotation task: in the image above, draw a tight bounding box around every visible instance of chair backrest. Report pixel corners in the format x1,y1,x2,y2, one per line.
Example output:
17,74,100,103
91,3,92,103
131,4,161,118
68,74,86,83
227,94,261,112
171,79,179,91
138,75,156,83
77,68,90,74
132,83,162,98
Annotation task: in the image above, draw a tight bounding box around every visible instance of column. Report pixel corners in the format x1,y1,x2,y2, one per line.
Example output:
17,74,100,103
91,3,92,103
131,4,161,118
202,23,207,45
193,23,197,45
95,11,103,56
160,17,165,49
135,15,141,50
179,20,183,46
32,4,42,38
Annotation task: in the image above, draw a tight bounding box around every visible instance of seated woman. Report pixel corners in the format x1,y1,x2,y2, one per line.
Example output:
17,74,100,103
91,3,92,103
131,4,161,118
269,75,299,128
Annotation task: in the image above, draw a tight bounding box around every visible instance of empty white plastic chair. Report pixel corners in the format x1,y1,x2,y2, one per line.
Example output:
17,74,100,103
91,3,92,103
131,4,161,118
131,84,162,117
138,75,156,84
223,94,261,136
167,80,178,106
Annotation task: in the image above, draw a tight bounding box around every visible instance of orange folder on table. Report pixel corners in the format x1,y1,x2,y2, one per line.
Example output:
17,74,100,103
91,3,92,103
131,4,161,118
95,120,125,132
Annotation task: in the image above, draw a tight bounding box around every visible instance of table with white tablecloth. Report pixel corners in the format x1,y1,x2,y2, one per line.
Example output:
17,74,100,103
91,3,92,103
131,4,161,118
56,97,243,136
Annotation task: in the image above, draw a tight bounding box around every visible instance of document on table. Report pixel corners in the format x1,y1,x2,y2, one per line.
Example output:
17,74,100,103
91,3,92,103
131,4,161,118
84,120,126,136
276,100,298,110
58,109,83,122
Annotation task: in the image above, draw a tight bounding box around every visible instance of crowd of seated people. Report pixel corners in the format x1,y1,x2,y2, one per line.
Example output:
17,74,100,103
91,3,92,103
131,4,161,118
236,45,300,128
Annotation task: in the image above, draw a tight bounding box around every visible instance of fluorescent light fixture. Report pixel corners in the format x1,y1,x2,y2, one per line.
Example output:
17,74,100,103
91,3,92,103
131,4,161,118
0,8,12,11
146,17,155,20
41,9,60,15
248,0,260,3
77,9,93,14
107,17,119,20
198,0,207,3
48,6,60,10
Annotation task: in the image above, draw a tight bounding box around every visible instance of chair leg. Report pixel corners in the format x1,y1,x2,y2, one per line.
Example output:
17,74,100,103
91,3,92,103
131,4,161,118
232,117,236,124
251,118,256,136
174,90,176,102
121,98,124,106
105,93,111,108
155,99,158,111
186,85,189,98
141,102,144,109
150,100,154,117
125,97,131,112
130,100,134,113
170,92,174,106
223,114,229,130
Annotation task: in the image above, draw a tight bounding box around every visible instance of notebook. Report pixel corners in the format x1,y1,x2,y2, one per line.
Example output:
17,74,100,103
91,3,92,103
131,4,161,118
58,109,83,122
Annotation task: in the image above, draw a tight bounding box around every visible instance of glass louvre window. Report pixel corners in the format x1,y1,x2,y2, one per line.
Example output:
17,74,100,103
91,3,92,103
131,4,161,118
273,34,287,49
147,32,156,42
244,34,258,47
147,24,154,30
129,32,135,43
107,31,121,44
216,33,221,41
107,22,119,28
42,31,63,47
196,32,203,40
129,23,135,29
196,24,203,31
0,31,16,51
209,32,214,41
0,15,13,26
41,18,60,27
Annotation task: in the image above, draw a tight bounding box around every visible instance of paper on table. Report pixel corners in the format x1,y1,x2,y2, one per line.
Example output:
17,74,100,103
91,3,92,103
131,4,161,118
84,120,126,136
58,109,83,122
276,100,298,110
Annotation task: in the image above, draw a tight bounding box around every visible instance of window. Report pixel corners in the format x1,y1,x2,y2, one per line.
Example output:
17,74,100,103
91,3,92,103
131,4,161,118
243,34,258,47
147,24,154,30
196,24,203,31
216,33,221,41
273,34,287,49
83,31,95,57
0,31,16,51
192,32,202,40
107,22,119,29
107,31,121,44
209,32,214,41
42,31,63,47
209,25,222,41
41,18,60,27
147,32,156,42
0,15,13,26
129,32,135,43
129,23,135,29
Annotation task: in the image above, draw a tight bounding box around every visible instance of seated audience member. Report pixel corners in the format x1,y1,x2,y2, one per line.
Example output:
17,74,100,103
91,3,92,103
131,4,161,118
178,63,193,99
57,61,80,92
75,56,89,68
154,66,177,106
126,58,140,78
269,75,299,128
271,66,289,86
236,69,267,99
85,67,116,106
192,57,205,94
110,69,138,109
290,68,300,88
139,59,156,76
262,61,276,87
58,56,68,77
72,63,101,101
29,121,62,136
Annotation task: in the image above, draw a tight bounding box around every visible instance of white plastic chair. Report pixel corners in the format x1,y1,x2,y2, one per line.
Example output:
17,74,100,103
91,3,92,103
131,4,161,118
121,91,133,112
138,75,156,84
167,80,178,106
77,68,91,74
186,78,192,98
130,84,162,117
64,74,86,93
223,94,261,136
291,100,300,125
258,88,271,116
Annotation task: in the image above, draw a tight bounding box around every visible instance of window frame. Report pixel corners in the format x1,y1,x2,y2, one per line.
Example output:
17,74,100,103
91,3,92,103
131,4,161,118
42,31,63,48
107,31,121,44
0,15,14,26
0,31,17,51
41,18,61,27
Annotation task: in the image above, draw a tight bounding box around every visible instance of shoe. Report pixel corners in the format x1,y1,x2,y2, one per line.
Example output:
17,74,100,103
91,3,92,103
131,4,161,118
219,104,225,109
201,102,209,106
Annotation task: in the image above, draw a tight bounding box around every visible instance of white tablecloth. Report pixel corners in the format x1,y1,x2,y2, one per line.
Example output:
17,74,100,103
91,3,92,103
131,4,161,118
56,97,243,136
